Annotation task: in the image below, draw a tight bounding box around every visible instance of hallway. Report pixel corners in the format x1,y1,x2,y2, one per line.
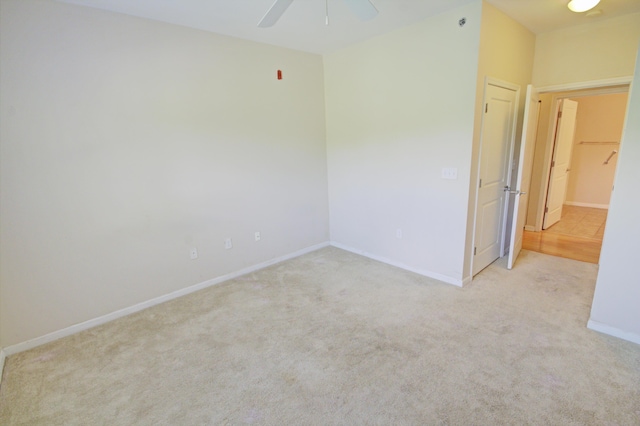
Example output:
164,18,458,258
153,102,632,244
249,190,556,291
523,205,607,264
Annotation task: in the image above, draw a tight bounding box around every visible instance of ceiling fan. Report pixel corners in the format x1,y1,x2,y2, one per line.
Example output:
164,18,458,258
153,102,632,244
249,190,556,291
258,0,378,28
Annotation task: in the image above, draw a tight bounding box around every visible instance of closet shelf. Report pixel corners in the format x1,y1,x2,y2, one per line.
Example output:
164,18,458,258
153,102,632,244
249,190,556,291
579,141,619,145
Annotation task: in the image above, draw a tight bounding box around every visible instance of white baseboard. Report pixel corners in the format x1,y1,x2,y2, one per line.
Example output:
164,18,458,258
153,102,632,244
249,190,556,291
2,242,330,357
524,225,536,232
565,201,609,209
330,241,463,287
0,349,5,384
587,319,640,345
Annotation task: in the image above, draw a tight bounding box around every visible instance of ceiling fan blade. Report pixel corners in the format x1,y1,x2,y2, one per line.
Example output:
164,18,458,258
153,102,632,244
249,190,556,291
342,0,378,21
258,0,295,28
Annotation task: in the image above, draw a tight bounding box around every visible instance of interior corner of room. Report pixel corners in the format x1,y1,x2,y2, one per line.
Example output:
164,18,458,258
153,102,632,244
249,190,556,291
1,0,640,369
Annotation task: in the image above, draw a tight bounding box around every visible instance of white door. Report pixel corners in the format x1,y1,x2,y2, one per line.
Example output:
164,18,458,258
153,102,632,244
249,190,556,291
543,99,578,229
507,85,540,269
473,82,519,275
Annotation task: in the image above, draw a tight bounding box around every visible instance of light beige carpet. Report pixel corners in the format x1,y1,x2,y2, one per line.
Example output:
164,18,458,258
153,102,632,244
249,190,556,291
1,247,638,425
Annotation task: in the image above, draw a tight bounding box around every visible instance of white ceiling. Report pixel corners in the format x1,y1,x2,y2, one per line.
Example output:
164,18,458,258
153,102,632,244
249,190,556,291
56,0,640,54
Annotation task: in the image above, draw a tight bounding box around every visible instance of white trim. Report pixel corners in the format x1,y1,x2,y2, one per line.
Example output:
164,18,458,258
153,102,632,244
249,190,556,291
330,241,463,287
587,319,640,345
486,76,520,92
2,242,330,356
537,76,632,93
564,201,609,209
0,349,5,385
524,225,535,232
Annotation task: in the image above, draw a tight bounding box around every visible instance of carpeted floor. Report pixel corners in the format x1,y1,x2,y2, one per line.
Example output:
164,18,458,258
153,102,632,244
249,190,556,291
1,247,638,425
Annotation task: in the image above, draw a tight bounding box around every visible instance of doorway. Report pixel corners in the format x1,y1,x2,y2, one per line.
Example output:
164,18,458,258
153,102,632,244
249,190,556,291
523,85,629,263
523,206,605,263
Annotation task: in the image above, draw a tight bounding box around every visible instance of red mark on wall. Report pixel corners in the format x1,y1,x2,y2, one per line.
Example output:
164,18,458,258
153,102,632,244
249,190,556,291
277,70,282,80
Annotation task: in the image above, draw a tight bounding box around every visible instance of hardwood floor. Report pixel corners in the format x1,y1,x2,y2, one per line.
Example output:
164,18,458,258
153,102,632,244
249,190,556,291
523,231,602,264
522,205,607,264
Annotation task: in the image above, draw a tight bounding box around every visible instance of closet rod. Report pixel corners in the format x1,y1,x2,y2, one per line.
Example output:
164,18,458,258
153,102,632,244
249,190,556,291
604,150,618,165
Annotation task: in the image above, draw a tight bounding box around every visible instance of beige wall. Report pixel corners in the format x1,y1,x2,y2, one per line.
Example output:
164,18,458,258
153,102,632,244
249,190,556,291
465,1,535,277
533,13,640,87
0,0,329,348
566,93,628,208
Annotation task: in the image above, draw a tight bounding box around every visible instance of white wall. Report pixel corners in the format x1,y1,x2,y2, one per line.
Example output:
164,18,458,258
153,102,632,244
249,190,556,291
566,93,628,208
324,2,483,285
588,49,640,344
324,1,535,284
4,0,637,353
0,0,329,348
533,13,640,87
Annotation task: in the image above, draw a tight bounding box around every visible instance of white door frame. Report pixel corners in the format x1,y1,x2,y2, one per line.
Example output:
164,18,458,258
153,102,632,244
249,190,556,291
470,77,520,276
530,78,631,231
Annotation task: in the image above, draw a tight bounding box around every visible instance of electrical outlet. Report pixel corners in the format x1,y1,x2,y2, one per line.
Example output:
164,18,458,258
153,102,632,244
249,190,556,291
225,238,233,250
190,248,198,260
255,232,261,242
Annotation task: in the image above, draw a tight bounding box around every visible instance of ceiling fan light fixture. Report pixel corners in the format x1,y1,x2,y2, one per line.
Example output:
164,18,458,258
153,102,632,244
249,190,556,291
567,0,601,13
258,0,377,28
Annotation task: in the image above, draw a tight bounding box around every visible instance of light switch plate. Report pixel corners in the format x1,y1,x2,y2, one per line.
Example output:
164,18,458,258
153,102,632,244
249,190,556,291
442,167,458,180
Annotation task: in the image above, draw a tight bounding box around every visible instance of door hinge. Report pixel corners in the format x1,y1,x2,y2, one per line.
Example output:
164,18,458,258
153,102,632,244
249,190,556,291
474,247,477,255
479,178,482,188
558,110,563,118
545,207,549,213
485,103,488,113
551,160,555,167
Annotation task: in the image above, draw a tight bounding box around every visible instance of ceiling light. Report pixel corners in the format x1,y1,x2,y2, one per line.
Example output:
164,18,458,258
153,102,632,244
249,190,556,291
567,0,601,13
